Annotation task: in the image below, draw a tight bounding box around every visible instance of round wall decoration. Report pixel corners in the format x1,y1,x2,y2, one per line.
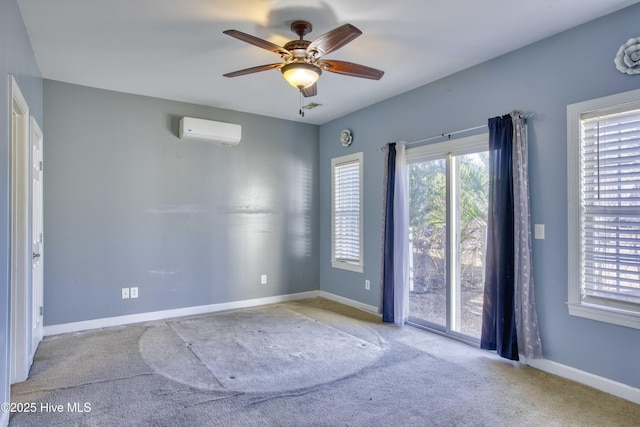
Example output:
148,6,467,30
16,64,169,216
340,129,353,147
615,36,640,75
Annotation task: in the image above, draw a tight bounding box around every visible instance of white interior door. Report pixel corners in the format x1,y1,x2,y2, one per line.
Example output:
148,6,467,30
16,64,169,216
30,117,44,356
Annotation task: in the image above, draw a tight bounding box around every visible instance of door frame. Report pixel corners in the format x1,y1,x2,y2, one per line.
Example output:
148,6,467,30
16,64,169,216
406,133,488,346
30,116,43,357
9,75,31,384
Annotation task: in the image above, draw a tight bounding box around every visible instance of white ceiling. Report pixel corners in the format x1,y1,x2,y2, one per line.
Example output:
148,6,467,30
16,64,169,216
17,0,640,125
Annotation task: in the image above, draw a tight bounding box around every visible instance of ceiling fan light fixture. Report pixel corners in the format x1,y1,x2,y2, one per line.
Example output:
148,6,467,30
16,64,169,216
281,63,322,89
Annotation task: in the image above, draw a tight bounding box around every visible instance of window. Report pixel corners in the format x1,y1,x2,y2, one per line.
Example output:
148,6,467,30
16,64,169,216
331,152,363,273
567,88,640,329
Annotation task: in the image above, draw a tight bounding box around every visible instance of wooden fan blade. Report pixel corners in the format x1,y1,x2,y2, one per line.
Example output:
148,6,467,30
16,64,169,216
318,60,384,80
306,24,362,58
223,29,291,56
223,63,284,78
301,83,317,97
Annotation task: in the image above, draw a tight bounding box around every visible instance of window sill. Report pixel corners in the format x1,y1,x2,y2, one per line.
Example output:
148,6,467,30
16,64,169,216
331,260,363,274
568,302,640,330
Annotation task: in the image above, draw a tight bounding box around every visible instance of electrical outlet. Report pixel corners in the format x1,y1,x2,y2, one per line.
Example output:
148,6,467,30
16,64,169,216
121,288,130,299
365,280,370,290
261,274,267,285
130,287,138,298
534,224,545,240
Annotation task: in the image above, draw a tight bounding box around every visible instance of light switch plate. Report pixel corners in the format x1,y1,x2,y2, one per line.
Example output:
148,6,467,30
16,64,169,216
534,224,545,240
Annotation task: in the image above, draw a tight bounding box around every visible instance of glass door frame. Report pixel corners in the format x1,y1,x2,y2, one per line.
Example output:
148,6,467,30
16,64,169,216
405,133,489,347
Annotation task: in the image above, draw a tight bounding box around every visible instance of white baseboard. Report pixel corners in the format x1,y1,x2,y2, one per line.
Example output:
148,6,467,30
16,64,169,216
522,357,640,404
43,291,379,337
43,291,320,336
318,291,380,315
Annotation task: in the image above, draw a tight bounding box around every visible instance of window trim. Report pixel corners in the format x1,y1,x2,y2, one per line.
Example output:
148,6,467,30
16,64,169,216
567,87,640,330
331,152,364,273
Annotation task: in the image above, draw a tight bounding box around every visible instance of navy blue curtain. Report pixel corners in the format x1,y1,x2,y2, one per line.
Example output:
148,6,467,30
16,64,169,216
381,143,396,322
481,115,519,360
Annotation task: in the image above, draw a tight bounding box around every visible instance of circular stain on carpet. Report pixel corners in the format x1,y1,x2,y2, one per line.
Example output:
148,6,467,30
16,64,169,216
139,305,384,393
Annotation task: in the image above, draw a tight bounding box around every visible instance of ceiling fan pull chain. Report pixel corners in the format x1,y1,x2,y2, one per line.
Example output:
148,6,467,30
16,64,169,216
299,90,304,117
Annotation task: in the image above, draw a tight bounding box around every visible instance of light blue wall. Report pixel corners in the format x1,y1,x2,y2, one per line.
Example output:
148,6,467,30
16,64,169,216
319,4,640,388
0,0,43,418
43,81,319,325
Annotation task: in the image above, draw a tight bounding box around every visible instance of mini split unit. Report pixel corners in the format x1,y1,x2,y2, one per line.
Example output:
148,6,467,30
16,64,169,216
179,117,242,145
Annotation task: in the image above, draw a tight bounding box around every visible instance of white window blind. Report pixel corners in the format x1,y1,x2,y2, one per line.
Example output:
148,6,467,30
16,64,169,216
331,153,363,272
580,106,640,308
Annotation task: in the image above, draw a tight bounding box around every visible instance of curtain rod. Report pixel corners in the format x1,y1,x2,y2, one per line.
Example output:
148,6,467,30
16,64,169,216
381,111,534,150
405,124,487,146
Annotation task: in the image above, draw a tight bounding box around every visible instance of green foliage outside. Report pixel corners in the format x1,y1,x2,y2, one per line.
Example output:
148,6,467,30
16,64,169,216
409,152,489,293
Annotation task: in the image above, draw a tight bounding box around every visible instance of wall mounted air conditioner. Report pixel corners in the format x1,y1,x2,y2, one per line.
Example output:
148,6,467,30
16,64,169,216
179,117,242,145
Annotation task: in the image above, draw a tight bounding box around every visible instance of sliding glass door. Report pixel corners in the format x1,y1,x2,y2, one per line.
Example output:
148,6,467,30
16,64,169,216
407,134,489,343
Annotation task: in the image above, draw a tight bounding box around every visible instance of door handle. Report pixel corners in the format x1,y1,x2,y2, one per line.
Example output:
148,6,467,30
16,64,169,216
33,252,41,259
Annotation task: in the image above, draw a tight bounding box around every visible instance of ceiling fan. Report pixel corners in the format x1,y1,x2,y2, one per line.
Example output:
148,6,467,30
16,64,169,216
222,21,384,98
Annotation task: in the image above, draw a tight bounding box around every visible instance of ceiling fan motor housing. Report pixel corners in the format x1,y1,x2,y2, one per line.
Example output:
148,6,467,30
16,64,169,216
283,39,312,60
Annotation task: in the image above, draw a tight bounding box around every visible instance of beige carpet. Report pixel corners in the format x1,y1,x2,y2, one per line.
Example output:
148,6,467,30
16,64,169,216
9,298,640,426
